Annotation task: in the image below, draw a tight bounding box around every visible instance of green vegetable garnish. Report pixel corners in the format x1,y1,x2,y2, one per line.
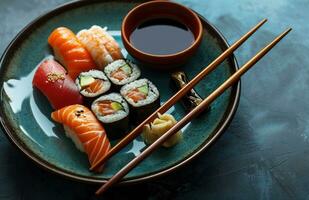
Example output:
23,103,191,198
138,84,148,95
111,102,123,111
80,76,95,88
120,64,132,75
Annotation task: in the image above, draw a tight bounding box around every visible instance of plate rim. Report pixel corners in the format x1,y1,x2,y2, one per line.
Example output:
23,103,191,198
0,0,240,185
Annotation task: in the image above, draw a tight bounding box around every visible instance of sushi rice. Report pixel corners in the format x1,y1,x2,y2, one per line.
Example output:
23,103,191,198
104,59,141,86
64,125,85,152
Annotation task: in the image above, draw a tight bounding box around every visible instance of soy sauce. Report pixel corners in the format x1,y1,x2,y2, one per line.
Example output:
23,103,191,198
130,18,195,55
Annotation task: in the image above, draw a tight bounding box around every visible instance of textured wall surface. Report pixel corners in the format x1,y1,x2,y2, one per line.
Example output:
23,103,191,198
0,0,307,199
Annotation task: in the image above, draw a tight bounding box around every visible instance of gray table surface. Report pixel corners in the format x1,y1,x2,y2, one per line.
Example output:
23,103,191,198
0,0,307,199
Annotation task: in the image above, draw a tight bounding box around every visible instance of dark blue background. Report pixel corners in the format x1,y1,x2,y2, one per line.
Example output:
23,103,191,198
0,0,307,199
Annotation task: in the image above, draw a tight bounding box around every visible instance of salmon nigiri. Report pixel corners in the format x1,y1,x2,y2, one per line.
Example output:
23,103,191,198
48,27,97,80
51,104,111,172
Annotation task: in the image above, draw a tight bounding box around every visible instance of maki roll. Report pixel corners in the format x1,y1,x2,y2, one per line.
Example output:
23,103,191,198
76,70,111,103
104,59,141,90
92,93,130,139
120,79,160,124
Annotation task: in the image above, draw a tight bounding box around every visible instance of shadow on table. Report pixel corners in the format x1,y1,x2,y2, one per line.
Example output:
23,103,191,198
0,131,222,200
1,108,293,200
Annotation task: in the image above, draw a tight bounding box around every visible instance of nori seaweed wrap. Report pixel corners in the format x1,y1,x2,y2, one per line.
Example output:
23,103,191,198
120,78,160,124
91,93,130,139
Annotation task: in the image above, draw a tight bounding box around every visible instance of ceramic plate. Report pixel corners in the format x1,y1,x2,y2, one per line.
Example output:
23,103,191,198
0,0,240,184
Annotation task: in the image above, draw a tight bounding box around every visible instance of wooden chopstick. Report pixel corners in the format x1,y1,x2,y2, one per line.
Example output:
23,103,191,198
90,19,268,171
96,28,292,195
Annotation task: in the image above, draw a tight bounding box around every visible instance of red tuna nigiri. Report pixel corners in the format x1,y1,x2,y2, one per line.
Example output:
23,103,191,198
51,104,111,172
32,59,83,109
48,27,97,79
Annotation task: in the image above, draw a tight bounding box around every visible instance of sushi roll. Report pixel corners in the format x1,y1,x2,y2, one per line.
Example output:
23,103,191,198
51,104,111,172
104,59,141,90
77,25,123,70
76,70,111,103
120,79,160,124
48,27,97,79
92,93,129,139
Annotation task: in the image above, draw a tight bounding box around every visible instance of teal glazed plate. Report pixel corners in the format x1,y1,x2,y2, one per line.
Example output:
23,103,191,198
0,0,240,184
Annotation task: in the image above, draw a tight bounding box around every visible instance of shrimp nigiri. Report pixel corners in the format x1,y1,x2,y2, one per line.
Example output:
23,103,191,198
48,27,97,80
77,25,123,70
51,104,111,172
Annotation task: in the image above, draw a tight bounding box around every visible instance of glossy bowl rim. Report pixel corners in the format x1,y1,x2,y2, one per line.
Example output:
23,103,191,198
0,0,240,185
121,0,203,58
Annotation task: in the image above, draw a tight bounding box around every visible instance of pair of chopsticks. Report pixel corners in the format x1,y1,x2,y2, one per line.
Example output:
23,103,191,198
94,19,291,195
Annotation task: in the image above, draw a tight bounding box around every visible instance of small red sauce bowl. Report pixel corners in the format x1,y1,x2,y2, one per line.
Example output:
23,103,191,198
121,0,203,70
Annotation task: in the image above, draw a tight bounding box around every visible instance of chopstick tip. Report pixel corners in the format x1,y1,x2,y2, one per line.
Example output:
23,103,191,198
258,18,267,26
96,184,108,196
95,190,101,196
286,27,293,32
281,28,292,37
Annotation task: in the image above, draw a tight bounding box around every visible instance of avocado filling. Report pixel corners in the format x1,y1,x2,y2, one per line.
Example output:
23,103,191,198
79,75,95,88
120,64,132,75
138,84,149,95
111,102,124,111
